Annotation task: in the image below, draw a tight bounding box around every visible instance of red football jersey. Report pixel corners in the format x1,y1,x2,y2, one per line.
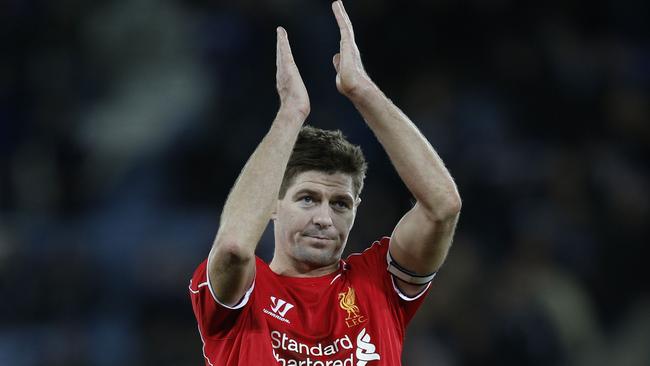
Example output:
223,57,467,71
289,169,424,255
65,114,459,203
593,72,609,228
189,237,431,365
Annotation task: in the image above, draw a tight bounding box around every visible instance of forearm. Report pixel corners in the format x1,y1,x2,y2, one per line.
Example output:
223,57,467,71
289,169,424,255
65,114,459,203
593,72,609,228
213,108,305,254
205,26,308,305
350,86,461,219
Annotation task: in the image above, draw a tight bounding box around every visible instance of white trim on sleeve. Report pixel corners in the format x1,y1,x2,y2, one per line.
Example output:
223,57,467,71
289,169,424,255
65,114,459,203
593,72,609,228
206,255,255,310
390,275,431,302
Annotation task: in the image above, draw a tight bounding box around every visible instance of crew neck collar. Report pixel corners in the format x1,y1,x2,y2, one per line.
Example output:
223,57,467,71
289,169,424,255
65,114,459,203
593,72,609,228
268,260,346,284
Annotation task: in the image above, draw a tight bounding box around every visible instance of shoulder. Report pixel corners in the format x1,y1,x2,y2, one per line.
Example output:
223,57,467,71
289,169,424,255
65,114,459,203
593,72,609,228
345,236,391,267
189,258,209,290
189,256,271,338
339,237,391,283
190,256,270,290
189,255,272,311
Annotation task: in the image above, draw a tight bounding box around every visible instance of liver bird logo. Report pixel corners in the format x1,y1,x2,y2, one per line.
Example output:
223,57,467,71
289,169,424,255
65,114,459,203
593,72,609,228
338,287,361,320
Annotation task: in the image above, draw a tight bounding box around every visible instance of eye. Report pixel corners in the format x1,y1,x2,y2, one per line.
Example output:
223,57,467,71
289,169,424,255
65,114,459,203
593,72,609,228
301,196,314,204
333,201,350,209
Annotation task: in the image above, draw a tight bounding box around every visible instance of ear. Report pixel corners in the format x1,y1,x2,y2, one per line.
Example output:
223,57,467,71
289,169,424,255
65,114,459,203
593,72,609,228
349,198,361,228
351,197,362,220
271,200,280,220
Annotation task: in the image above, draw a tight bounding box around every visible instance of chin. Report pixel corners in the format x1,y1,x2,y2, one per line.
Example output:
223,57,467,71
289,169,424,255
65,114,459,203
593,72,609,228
293,245,340,267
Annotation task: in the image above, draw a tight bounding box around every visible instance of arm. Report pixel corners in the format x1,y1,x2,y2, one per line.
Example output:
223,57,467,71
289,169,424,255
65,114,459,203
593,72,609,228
208,27,310,306
332,1,461,296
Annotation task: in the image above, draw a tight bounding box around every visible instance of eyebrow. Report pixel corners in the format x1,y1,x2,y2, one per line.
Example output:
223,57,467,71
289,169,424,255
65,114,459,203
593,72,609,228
294,188,319,197
293,188,354,203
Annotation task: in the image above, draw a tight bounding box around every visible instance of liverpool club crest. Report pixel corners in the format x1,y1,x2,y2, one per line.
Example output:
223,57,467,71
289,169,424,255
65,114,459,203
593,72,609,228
338,287,367,328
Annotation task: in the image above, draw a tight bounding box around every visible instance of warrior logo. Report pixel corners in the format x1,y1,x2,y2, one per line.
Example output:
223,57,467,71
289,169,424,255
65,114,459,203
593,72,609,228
338,287,367,328
263,296,294,323
270,296,294,317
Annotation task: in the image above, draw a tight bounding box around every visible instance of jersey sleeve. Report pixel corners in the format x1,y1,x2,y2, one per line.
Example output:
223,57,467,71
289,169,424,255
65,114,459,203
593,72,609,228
346,237,431,328
188,258,255,339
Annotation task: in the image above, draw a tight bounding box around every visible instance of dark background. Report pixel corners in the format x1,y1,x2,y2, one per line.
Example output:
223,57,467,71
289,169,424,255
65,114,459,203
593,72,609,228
1,0,648,365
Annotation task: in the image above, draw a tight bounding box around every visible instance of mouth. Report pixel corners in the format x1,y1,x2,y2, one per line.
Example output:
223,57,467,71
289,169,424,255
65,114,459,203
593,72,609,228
303,234,335,241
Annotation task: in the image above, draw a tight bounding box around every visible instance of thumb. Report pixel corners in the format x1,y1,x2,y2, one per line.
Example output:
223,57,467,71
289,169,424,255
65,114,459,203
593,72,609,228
332,53,341,73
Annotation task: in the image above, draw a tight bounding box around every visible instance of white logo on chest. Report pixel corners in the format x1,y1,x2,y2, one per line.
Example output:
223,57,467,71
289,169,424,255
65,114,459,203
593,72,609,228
270,296,294,317
356,328,380,365
269,328,381,365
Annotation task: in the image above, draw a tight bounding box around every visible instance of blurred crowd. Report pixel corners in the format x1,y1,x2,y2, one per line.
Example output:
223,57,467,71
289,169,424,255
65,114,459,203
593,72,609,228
1,0,648,365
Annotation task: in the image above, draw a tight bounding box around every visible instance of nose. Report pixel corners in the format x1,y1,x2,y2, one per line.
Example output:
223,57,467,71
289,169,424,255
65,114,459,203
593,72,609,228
312,203,333,228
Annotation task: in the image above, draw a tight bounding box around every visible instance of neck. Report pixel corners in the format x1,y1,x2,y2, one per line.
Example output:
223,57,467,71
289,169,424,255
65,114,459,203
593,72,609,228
269,256,340,277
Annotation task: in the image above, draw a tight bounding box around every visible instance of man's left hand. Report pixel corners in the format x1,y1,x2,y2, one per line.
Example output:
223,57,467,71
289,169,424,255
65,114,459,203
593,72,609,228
332,1,376,100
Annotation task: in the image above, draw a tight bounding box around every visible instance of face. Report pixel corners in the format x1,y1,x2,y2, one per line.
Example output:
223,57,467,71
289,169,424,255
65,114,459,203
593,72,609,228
273,170,360,269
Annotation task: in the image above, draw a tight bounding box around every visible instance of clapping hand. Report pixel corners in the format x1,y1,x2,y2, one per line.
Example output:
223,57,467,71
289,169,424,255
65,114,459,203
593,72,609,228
276,27,310,119
331,1,376,100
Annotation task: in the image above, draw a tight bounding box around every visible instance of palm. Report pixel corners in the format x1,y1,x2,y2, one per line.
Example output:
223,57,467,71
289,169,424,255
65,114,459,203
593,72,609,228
332,1,373,98
276,27,310,118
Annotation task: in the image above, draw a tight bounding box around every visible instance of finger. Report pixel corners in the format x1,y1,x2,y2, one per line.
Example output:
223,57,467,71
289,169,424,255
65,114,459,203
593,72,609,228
337,0,355,32
332,53,341,73
276,27,282,68
332,1,354,42
276,26,295,68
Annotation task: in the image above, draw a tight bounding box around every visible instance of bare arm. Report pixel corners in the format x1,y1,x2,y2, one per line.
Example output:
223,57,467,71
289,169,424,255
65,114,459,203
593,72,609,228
208,27,310,306
332,1,461,296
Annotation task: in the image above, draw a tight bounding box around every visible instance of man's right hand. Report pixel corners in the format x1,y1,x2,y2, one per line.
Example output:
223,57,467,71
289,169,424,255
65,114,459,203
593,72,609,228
276,26,310,119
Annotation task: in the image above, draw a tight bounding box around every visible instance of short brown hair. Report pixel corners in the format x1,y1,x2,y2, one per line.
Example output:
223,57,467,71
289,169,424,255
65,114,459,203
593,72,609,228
279,126,367,199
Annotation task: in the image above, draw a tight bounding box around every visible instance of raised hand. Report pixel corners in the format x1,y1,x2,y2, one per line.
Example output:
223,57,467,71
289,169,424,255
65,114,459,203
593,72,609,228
331,1,375,99
276,26,310,118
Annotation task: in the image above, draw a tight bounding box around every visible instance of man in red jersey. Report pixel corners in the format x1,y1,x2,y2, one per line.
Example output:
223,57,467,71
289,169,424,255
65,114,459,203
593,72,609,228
189,1,461,365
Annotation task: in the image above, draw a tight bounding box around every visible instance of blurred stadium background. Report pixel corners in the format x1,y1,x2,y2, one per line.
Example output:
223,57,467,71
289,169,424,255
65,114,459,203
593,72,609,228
1,0,648,365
